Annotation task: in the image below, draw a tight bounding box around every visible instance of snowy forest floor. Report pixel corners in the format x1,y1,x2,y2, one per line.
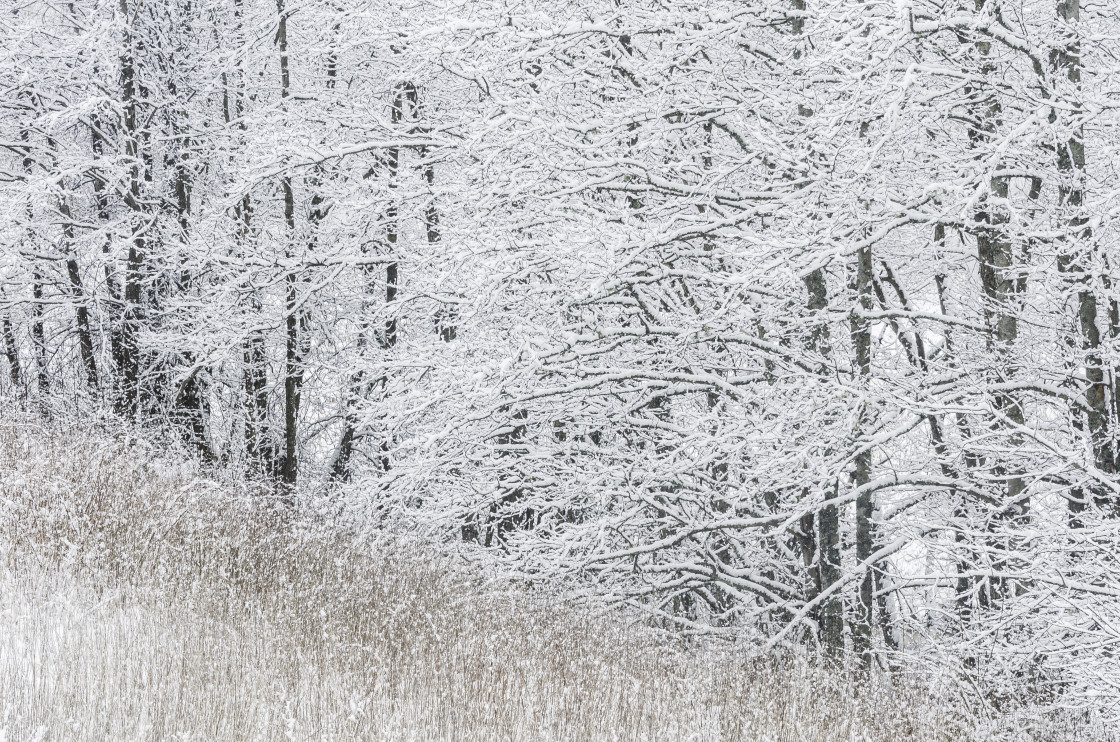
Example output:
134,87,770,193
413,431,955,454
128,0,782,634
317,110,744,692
0,414,1095,741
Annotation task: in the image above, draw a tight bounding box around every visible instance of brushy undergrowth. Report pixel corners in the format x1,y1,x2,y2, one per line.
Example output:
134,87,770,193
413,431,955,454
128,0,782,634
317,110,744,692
0,415,1096,741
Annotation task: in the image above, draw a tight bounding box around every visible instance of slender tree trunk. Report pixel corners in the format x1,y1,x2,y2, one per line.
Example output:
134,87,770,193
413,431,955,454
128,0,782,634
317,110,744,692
420,145,453,339
88,114,125,404
804,266,843,656
969,1,1025,607
280,204,302,491
328,253,377,483
118,0,146,417
382,84,410,351
58,197,99,391
220,0,273,476
1105,259,1120,479
2,313,21,392
791,0,844,659
19,109,50,404
236,207,274,476
243,328,274,475
1052,0,1111,518
928,226,982,626
806,261,843,657
167,115,210,457
30,272,49,400
850,238,875,671
276,0,308,493
818,482,843,655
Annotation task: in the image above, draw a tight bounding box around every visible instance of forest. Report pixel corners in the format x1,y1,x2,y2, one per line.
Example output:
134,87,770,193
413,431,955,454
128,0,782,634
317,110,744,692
1,0,1119,736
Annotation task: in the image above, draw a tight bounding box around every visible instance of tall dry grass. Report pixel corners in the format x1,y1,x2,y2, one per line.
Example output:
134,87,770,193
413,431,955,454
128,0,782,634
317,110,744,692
0,418,1089,741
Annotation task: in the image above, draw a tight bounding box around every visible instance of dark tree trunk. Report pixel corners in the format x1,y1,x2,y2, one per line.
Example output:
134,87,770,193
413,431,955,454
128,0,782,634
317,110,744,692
19,109,49,403
118,0,146,417
276,0,305,493
281,188,302,490
221,4,273,478
968,1,1026,607
89,114,126,401
850,238,875,671
243,329,275,477
789,2,843,656
31,272,49,400
57,198,99,391
168,120,209,458
2,313,20,391
1052,0,1111,518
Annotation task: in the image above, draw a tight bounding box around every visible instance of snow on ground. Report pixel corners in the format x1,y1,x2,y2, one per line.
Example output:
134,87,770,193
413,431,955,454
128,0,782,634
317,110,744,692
0,420,1088,741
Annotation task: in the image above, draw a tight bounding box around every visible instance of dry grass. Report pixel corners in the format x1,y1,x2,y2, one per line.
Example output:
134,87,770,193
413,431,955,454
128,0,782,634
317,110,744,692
0,418,1081,741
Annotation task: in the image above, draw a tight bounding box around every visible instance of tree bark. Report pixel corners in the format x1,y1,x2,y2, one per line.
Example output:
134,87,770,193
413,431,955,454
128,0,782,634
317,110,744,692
806,261,842,659
1052,0,1112,518
790,0,844,660
243,329,274,476
850,238,875,671
1,313,20,391
88,113,125,402
276,0,306,493
19,107,50,404
30,272,49,400
118,0,146,417
220,0,274,477
969,0,1026,607
58,197,99,391
167,109,210,458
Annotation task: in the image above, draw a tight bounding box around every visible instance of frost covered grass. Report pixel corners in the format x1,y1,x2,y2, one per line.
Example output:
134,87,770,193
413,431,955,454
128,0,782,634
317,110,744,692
0,418,1089,741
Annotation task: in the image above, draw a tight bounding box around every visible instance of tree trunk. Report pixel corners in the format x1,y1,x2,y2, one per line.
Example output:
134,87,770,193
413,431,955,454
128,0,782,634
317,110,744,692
276,0,306,493
1053,0,1111,518
243,329,274,476
58,197,99,391
2,313,20,392
850,238,875,671
281,195,302,491
19,113,50,404
805,258,843,658
88,113,125,403
30,272,49,400
970,0,1025,607
791,0,844,660
219,0,273,476
118,0,146,417
169,118,209,458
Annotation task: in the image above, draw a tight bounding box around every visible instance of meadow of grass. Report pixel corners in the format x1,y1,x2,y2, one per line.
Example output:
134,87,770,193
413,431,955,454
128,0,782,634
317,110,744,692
0,417,1091,741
